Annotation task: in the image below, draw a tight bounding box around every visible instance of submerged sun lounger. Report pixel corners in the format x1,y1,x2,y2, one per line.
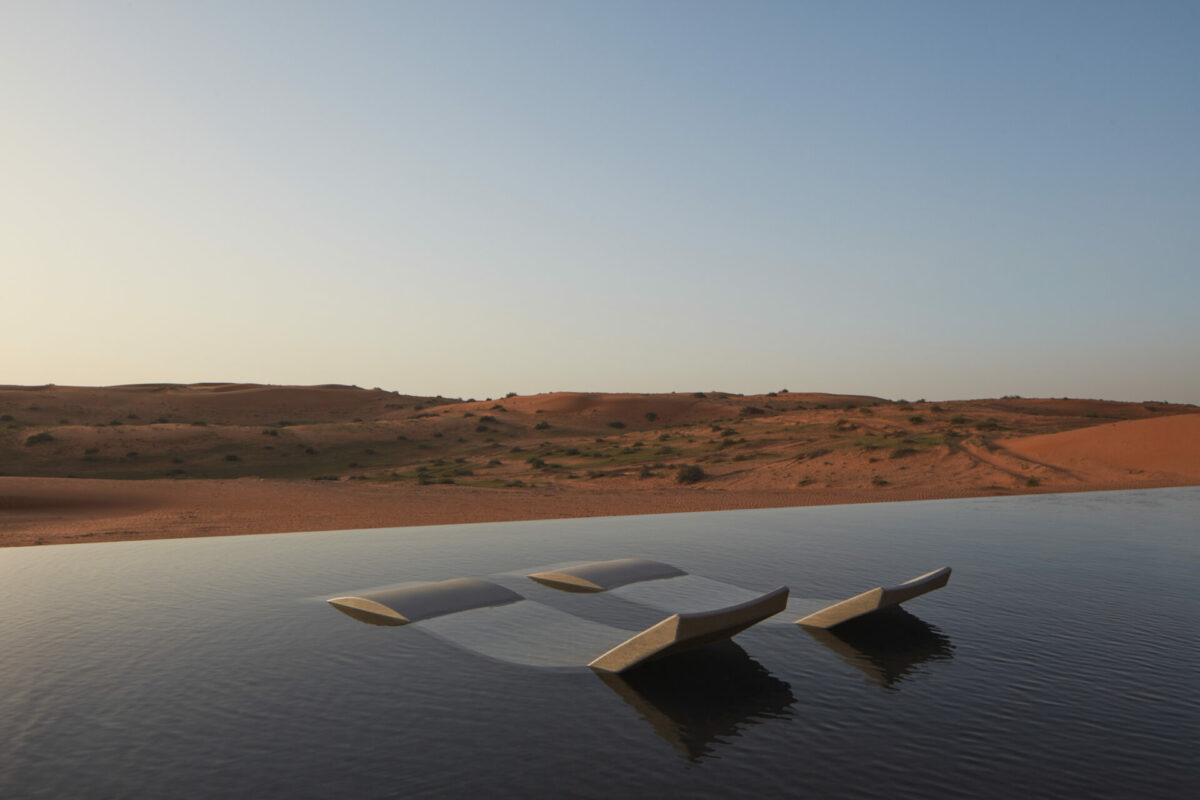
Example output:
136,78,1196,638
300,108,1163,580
328,578,523,625
793,567,952,629
329,575,788,673
528,558,688,593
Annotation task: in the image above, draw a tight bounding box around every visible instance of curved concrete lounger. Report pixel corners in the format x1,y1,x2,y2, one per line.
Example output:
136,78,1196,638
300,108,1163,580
588,586,790,673
794,567,952,629
528,558,687,593
328,578,524,625
328,576,789,673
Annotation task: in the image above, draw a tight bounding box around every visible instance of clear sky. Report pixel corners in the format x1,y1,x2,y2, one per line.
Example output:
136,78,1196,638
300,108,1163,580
3,1,1198,403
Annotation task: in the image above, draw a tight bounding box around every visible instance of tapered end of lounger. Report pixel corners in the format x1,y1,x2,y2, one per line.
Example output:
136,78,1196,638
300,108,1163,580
529,558,687,593
328,578,523,625
589,586,789,673
795,567,951,629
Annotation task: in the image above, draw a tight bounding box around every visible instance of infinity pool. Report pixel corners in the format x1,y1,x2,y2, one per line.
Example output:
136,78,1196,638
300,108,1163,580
2,488,1196,798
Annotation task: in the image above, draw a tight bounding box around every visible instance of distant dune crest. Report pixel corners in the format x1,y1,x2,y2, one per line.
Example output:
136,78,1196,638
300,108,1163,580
1,384,1196,547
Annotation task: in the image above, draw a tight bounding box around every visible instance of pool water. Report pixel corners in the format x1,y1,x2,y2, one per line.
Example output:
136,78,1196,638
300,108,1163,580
1,488,1197,798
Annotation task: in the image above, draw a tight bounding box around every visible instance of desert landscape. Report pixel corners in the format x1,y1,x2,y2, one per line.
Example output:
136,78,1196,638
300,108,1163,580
2,383,1197,547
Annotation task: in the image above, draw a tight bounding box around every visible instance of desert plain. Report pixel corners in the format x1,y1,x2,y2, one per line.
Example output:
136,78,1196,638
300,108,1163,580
1,383,1197,547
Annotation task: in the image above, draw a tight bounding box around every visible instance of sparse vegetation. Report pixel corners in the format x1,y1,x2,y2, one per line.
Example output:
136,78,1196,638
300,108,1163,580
676,465,705,484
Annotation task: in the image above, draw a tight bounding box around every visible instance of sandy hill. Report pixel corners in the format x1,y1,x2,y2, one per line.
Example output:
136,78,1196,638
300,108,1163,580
2,385,1197,546
1003,413,1200,481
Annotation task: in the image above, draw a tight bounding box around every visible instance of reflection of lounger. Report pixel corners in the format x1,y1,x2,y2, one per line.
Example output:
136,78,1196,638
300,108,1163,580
329,576,788,673
794,567,951,629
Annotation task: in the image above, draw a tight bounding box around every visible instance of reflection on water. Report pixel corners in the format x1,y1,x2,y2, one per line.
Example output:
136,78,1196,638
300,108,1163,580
803,606,955,688
597,642,795,761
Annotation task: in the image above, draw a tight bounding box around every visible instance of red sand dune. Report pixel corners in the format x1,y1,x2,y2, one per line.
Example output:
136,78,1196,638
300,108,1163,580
2,385,1196,548
1004,413,1200,481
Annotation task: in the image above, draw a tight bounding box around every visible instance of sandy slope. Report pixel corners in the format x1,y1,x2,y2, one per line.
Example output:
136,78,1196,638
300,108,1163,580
2,385,1196,547
1003,413,1200,481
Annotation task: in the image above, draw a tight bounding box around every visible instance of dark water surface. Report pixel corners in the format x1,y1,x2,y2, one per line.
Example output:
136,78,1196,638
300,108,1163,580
2,488,1197,798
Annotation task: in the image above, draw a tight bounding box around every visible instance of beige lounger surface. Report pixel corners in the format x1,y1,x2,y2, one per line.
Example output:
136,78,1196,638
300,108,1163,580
528,558,687,593
588,586,790,673
328,578,523,625
794,567,951,629
329,573,788,673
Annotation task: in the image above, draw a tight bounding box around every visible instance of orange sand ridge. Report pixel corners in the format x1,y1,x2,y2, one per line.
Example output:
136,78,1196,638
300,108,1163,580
1,384,1196,547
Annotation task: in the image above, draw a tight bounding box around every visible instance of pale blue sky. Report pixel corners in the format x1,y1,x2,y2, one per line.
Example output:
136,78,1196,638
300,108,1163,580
3,1,1197,402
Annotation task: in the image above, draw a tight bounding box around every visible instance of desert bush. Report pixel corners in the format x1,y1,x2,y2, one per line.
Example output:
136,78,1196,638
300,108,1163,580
25,431,55,446
645,412,658,422
890,447,918,459
126,452,138,458
475,425,489,433
607,421,626,428
505,392,518,398
909,415,925,424
951,415,969,425
638,465,655,479
740,406,765,416
693,392,706,398
479,415,498,424
84,447,99,455
1026,477,1040,487
534,421,550,430
871,475,889,486
305,448,316,455
225,454,240,461
676,465,705,484
262,428,279,436
0,414,11,421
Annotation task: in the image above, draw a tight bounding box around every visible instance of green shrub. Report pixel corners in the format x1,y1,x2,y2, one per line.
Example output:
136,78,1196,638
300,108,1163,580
890,447,918,459
1026,477,1040,487
909,415,925,424
25,431,55,446
607,421,626,429
645,412,658,422
676,465,705,484
534,421,550,430
740,406,765,416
